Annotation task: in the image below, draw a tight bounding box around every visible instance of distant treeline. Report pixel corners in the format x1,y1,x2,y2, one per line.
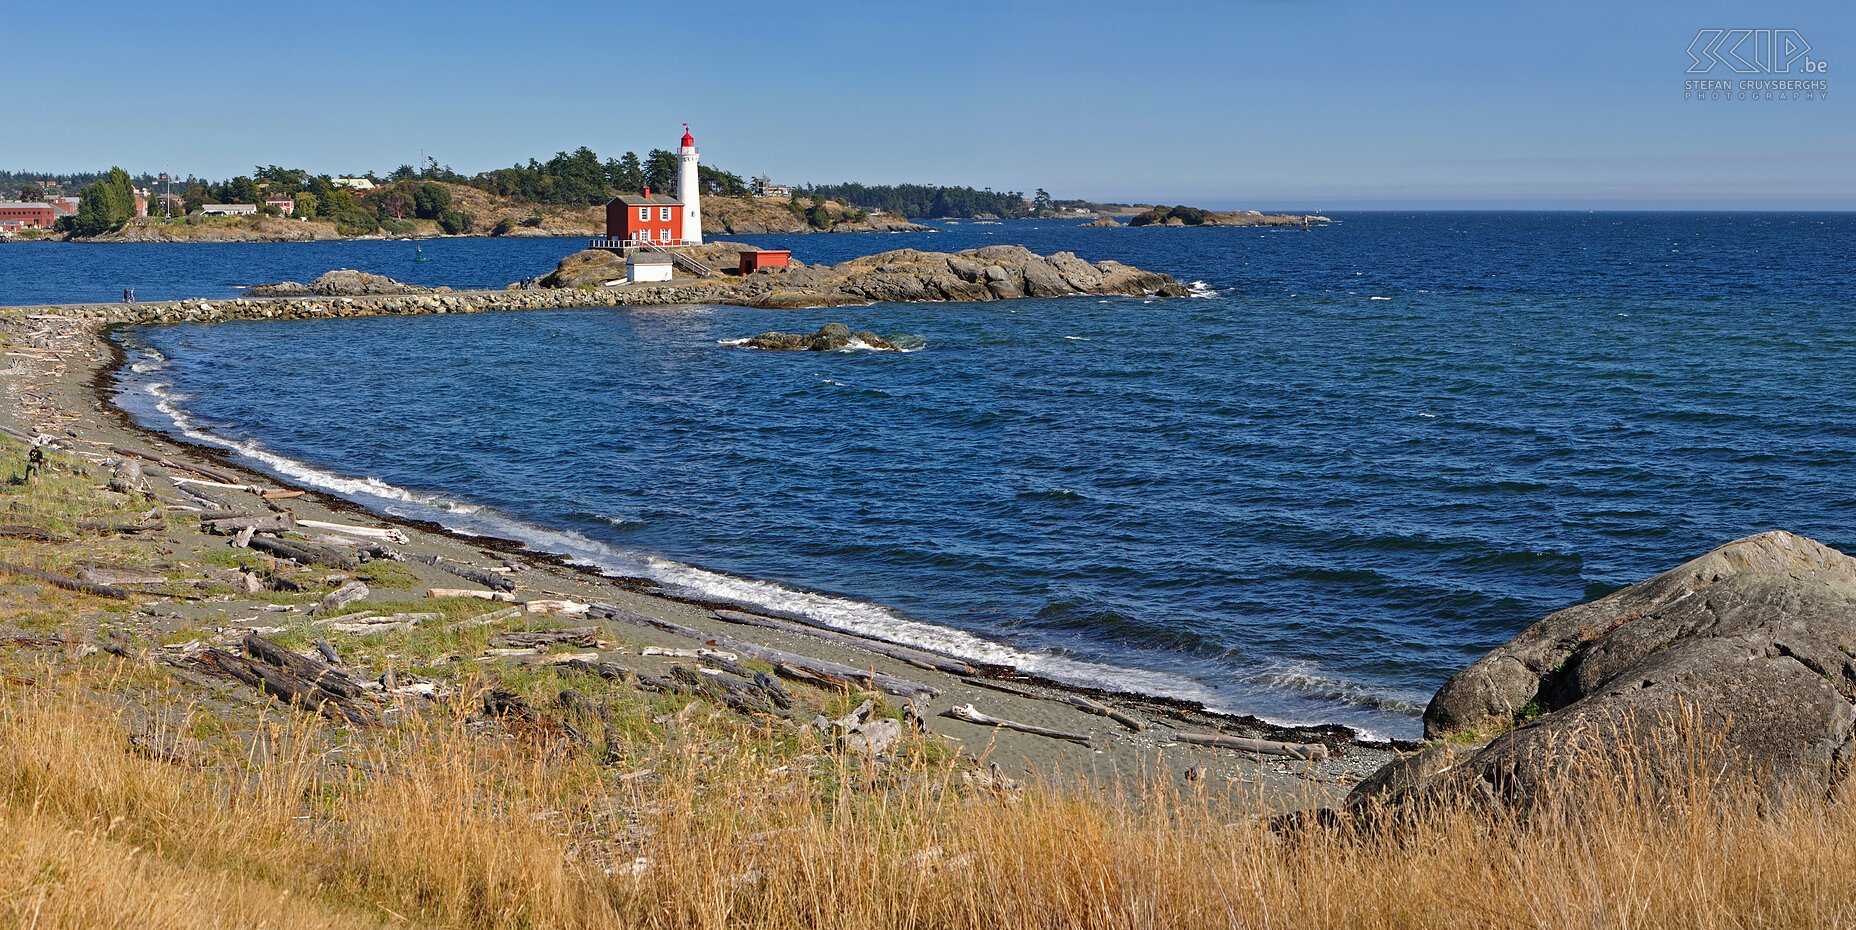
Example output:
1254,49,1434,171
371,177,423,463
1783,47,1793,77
793,183,1031,219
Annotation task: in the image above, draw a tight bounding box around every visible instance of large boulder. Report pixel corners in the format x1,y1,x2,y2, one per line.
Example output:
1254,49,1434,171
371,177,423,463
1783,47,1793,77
248,269,425,297
1353,532,1856,811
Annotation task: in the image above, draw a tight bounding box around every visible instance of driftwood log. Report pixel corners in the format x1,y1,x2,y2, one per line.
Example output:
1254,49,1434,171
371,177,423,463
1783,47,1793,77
203,513,295,535
109,446,242,486
405,553,516,592
1067,695,1146,732
0,525,69,543
297,519,406,543
939,704,1093,746
491,627,601,649
0,559,130,599
109,459,150,496
193,647,378,727
594,603,939,698
315,580,369,615
1174,731,1329,762
246,535,358,569
241,634,368,700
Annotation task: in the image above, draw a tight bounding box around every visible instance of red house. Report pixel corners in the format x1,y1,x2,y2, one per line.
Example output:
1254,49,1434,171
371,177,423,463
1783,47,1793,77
605,188,684,246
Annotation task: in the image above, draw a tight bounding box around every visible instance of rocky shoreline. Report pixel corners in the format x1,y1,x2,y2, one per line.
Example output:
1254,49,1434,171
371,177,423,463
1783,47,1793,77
0,309,1395,801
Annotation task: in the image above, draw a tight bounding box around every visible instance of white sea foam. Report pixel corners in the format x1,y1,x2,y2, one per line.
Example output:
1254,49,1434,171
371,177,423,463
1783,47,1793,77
1185,280,1219,298
1369,296,1392,301
716,337,751,347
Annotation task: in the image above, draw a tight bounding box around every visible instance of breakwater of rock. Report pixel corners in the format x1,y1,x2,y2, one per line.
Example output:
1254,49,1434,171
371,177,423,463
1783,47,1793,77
10,245,1185,327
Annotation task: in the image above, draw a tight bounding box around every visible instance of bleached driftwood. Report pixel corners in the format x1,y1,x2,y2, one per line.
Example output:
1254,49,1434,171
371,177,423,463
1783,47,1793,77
428,587,515,602
170,475,265,494
297,519,408,544
1067,695,1146,732
643,646,738,662
109,459,150,496
404,553,516,592
525,599,589,615
315,580,369,615
595,604,940,698
203,512,294,535
1174,732,1329,762
938,704,1093,747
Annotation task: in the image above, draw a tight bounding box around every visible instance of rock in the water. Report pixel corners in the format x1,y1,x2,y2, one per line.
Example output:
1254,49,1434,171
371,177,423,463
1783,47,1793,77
1083,215,1123,227
1353,531,1856,812
741,322,900,352
248,269,426,297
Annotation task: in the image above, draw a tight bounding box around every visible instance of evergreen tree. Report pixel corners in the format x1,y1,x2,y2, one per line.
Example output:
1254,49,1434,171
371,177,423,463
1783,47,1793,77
643,149,678,194
70,183,118,237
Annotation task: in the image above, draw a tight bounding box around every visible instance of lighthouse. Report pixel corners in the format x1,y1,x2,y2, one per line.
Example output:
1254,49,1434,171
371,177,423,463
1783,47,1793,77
677,124,702,245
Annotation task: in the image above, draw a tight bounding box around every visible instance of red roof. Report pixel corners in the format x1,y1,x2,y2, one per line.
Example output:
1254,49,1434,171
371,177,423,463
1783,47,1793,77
681,127,695,148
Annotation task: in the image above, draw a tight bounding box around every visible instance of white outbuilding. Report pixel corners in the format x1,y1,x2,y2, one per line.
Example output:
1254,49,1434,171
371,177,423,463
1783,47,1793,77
627,252,675,283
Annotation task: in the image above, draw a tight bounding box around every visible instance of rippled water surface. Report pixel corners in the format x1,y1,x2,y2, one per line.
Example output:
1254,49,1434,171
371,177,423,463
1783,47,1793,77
101,213,1856,736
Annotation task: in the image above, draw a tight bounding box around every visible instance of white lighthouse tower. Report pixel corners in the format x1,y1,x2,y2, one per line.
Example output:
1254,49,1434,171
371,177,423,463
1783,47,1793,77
676,124,702,245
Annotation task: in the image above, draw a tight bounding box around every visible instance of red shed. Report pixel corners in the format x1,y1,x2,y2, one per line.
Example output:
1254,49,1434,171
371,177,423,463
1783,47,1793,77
605,188,685,246
738,248,792,274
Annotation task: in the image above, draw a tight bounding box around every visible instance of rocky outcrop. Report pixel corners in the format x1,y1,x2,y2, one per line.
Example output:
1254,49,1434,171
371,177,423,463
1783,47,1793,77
1351,532,1856,812
248,269,429,297
537,243,1185,310
1083,216,1123,228
740,245,1186,308
739,323,899,352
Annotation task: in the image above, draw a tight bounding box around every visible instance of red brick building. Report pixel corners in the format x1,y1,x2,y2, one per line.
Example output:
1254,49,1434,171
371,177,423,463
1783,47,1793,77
605,189,684,246
0,202,56,231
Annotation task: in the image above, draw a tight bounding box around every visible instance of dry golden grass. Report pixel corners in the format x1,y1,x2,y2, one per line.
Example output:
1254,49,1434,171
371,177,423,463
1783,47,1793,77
1,662,1854,930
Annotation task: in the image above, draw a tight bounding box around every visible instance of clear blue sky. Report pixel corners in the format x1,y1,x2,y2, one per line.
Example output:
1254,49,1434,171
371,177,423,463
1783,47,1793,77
15,0,1850,208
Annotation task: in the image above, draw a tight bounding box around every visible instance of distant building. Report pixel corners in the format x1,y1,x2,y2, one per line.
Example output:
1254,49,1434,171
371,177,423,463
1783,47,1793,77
50,197,78,218
627,252,675,283
752,176,791,198
332,177,375,191
605,190,684,247
153,193,186,216
199,204,258,216
265,197,295,217
0,202,56,231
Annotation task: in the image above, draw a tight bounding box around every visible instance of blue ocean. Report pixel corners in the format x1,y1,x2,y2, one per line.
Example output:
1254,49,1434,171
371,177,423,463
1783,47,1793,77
77,213,1856,737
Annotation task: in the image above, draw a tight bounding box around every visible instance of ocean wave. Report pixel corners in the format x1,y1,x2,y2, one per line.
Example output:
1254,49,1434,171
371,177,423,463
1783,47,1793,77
1248,661,1429,716
1186,280,1220,298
